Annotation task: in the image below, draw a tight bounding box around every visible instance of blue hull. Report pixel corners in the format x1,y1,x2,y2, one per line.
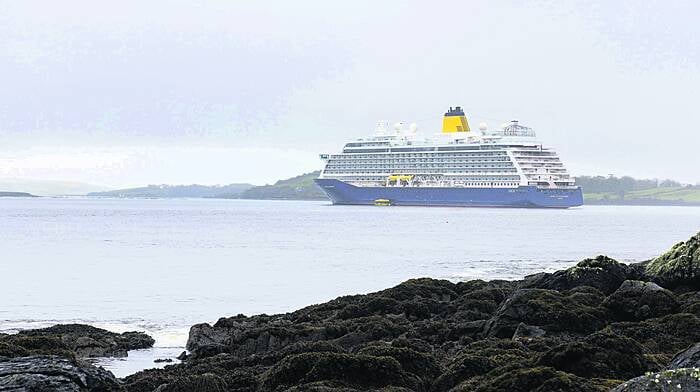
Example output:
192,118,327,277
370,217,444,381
315,179,583,208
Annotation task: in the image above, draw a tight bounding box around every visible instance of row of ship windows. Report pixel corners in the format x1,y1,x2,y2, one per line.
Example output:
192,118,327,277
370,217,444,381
329,158,511,164
326,164,515,169
330,176,521,181
332,152,508,159
325,169,519,175
513,152,557,157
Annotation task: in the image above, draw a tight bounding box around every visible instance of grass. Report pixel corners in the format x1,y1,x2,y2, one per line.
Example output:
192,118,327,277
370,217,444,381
584,187,700,205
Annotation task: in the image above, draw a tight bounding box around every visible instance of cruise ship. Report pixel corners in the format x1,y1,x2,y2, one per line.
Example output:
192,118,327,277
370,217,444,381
314,107,583,208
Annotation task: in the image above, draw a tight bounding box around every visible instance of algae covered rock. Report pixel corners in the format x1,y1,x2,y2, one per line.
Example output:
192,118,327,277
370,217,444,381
153,373,229,392
604,280,679,321
536,331,652,380
522,255,631,295
261,352,419,391
607,313,700,354
646,232,700,289
453,366,609,392
15,323,154,358
483,288,607,338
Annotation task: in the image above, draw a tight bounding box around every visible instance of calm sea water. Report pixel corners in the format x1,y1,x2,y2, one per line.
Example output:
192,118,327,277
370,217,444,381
1,197,699,375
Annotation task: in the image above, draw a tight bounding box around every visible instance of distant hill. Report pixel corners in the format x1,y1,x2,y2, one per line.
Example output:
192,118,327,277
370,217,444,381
0,178,109,196
238,171,325,200
0,191,37,198
88,183,253,199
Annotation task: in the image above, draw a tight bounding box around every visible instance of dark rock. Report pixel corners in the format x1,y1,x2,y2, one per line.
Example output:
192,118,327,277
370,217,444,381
607,313,700,354
0,355,120,391
153,373,228,392
536,331,652,380
261,352,419,391
453,366,611,392
646,231,700,289
176,351,188,361
604,280,679,321
483,288,607,338
512,323,546,339
15,324,154,357
669,343,700,369
613,368,700,392
154,358,173,363
521,255,631,295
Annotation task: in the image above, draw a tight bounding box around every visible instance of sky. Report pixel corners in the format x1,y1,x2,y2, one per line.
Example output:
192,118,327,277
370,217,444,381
0,0,698,188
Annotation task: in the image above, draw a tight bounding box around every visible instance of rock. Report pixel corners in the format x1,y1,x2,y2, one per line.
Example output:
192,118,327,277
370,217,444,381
669,343,700,369
0,355,120,391
0,335,74,359
483,288,607,338
536,331,653,380
607,313,700,354
646,231,700,289
153,373,228,392
14,324,154,357
176,351,188,361
612,368,700,391
512,323,546,339
453,366,611,392
604,280,679,321
154,358,173,363
521,255,631,295
261,352,420,391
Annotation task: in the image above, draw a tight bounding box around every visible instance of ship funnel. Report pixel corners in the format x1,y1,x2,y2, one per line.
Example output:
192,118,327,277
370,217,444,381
442,106,471,133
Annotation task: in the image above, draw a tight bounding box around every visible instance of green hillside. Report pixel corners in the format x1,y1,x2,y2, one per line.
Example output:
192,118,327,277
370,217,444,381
238,171,325,200
584,186,700,205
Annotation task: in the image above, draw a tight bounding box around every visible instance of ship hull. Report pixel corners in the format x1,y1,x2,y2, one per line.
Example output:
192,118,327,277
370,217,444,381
315,178,583,208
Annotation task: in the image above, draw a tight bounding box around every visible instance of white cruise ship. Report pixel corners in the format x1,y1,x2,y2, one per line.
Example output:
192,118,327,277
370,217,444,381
314,106,583,208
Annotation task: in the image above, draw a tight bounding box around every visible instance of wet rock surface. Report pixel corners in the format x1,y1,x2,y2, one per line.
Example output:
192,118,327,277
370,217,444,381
0,355,121,391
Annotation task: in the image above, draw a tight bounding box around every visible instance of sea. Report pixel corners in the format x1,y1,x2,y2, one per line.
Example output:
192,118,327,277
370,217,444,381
1,197,699,376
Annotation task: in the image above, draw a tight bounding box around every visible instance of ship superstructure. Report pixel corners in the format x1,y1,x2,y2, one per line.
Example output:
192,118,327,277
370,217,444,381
315,107,583,208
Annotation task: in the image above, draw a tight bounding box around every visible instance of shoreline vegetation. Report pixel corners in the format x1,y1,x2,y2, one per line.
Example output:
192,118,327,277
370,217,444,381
2,231,700,390
85,172,700,206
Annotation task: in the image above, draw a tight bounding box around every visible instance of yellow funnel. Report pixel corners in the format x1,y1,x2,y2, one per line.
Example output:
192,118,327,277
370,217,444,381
442,106,470,133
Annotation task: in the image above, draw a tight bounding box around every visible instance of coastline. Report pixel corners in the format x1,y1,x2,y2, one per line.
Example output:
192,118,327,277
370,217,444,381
3,231,700,390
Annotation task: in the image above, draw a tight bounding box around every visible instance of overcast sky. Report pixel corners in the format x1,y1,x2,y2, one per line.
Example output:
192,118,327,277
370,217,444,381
0,0,698,187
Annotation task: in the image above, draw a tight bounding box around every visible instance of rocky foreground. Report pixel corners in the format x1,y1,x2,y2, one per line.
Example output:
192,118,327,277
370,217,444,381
2,232,700,391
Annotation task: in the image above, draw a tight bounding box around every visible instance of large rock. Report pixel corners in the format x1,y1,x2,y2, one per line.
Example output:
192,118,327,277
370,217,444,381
153,373,229,392
0,355,120,391
521,255,631,295
669,343,700,369
14,324,154,358
603,280,679,321
260,352,420,391
452,366,612,392
613,368,700,392
483,288,607,338
536,331,653,380
607,313,700,354
646,231,700,289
